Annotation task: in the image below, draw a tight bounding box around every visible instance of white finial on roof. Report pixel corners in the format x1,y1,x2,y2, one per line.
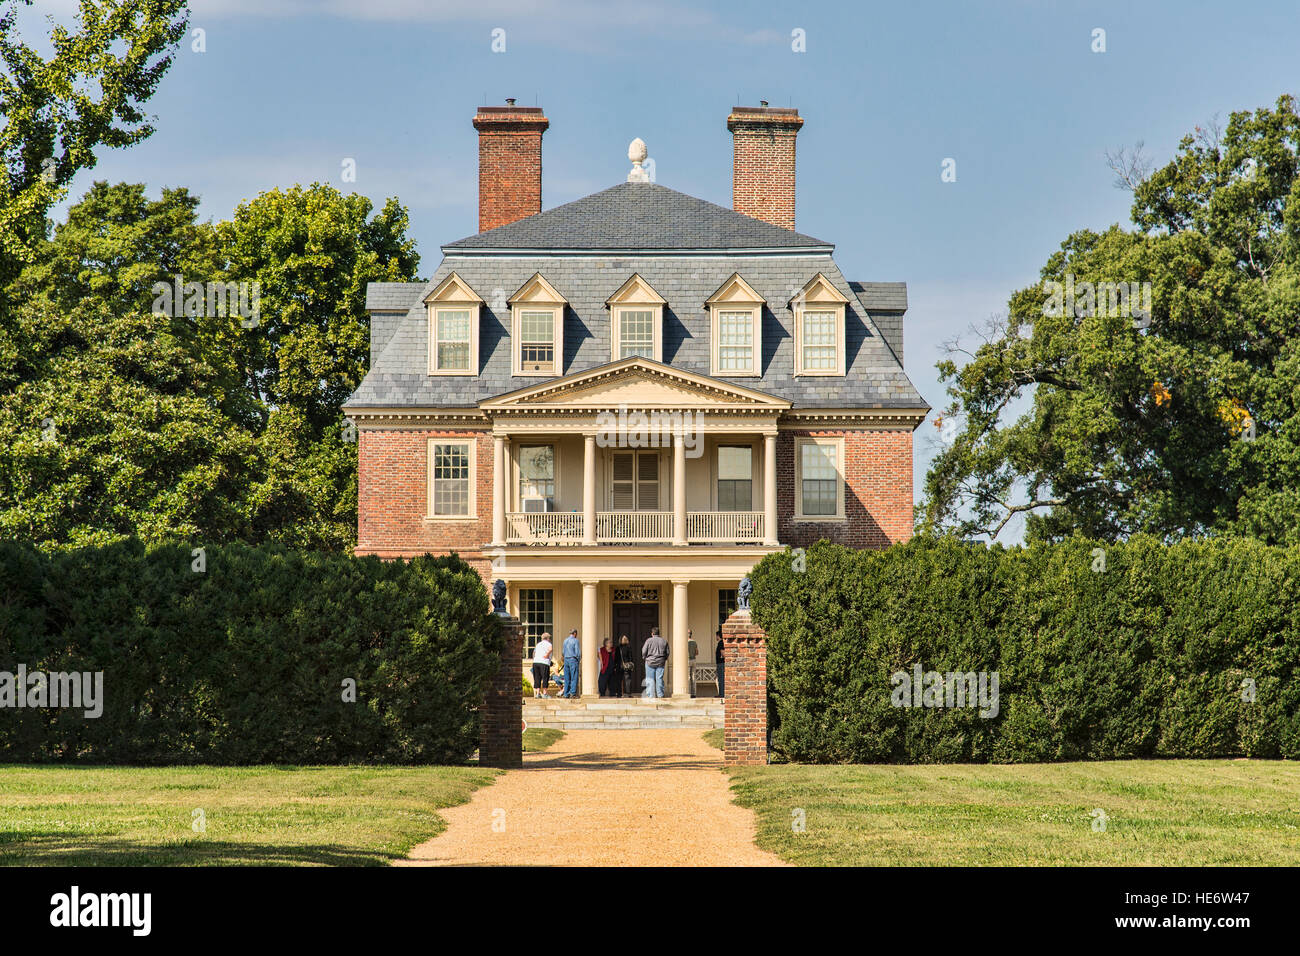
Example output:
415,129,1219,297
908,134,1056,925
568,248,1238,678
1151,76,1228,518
627,138,650,182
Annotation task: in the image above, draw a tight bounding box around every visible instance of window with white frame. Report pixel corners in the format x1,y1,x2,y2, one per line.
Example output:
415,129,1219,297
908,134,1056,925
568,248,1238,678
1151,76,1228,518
518,445,555,508
791,273,848,376
796,439,842,518
616,309,655,359
519,310,556,373
717,445,753,511
707,274,764,377
425,272,482,376
717,310,756,373
519,588,553,659
509,274,567,376
428,440,475,518
606,274,665,363
800,310,838,371
433,308,472,372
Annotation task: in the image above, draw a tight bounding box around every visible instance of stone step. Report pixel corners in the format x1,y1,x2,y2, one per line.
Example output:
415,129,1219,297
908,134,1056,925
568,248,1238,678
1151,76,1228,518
522,694,724,729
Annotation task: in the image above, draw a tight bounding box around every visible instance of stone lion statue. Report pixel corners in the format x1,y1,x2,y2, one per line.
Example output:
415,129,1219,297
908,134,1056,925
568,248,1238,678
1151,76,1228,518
737,575,752,610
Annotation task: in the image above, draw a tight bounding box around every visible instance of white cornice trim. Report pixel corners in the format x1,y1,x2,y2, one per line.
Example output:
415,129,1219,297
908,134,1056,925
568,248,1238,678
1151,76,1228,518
780,408,929,429
343,408,490,429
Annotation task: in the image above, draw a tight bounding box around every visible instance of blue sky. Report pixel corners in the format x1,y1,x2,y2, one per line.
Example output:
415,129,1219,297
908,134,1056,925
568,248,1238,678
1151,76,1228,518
21,0,1300,538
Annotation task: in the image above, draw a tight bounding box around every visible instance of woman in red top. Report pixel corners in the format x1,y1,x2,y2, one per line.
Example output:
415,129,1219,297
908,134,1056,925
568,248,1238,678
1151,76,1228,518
598,638,615,697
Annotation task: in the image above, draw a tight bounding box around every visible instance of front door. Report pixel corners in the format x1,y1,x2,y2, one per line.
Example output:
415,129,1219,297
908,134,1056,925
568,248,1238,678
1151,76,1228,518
611,601,659,694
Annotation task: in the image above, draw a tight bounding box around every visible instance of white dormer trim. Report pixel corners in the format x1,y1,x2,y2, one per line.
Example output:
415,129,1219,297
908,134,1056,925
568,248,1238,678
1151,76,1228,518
424,272,483,376
606,273,666,364
508,273,567,377
706,273,764,377
790,273,849,377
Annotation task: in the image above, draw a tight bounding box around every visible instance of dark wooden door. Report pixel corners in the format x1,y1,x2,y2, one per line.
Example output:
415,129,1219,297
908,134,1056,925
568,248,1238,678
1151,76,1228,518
611,602,659,693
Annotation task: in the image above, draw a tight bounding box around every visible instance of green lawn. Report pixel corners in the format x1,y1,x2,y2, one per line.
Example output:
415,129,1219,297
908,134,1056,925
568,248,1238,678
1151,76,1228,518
702,729,723,750
727,760,1300,866
0,764,500,866
1,729,568,866
523,728,565,752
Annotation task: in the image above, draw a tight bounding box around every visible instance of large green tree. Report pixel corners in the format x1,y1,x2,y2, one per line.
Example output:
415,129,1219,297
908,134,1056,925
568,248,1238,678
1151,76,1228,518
919,95,1300,544
0,298,259,546
1,180,421,550
0,0,188,311
211,184,421,549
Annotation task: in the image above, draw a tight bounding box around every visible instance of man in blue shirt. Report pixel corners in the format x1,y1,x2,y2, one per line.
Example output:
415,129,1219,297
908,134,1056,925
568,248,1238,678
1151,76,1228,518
562,629,581,698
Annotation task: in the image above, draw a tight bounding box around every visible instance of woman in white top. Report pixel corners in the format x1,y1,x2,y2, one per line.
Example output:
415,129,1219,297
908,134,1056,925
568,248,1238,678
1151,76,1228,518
532,632,554,698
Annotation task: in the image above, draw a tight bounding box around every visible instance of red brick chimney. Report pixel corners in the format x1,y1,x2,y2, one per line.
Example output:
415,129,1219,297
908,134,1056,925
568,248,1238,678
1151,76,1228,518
727,103,804,230
473,99,549,232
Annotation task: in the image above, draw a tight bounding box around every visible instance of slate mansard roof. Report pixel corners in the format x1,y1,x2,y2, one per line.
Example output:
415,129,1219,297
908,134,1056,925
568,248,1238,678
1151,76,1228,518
350,182,926,412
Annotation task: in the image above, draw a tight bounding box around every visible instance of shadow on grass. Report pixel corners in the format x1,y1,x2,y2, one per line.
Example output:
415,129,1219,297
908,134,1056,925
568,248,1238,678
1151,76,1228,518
522,751,720,771
0,834,396,867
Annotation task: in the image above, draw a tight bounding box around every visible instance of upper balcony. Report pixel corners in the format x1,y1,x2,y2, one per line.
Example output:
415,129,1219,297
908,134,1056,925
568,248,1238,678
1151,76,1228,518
505,509,767,546
479,359,792,551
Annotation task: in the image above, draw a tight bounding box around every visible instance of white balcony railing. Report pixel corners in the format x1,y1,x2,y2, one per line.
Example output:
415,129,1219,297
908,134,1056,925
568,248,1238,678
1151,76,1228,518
505,512,584,544
504,511,767,545
595,511,674,543
686,511,765,543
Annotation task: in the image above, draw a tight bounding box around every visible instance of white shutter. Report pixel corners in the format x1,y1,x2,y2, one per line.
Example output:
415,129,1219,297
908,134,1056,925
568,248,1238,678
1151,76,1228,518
637,452,659,510
611,452,635,510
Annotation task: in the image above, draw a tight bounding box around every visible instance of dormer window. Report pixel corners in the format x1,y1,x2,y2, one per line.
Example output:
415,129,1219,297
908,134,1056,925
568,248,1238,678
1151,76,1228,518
606,274,666,362
509,273,567,376
706,273,764,377
790,273,849,377
424,273,482,376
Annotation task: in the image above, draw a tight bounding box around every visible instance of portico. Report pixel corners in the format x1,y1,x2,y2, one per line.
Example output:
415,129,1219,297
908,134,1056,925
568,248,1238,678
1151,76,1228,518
479,359,787,692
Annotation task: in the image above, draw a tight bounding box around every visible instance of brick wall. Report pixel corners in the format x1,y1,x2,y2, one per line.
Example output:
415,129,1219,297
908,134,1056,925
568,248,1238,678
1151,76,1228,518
777,428,913,549
727,106,804,230
722,609,768,766
473,105,549,232
355,427,493,584
480,614,524,768
356,425,912,572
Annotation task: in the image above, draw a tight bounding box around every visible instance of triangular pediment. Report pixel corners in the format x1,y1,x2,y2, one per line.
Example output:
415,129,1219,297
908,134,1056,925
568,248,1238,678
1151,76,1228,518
605,273,666,307
480,358,790,411
789,272,849,307
424,272,484,305
508,272,567,306
705,273,764,307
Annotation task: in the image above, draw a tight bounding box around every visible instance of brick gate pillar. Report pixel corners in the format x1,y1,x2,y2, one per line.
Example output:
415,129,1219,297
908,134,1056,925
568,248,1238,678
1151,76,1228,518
480,610,524,768
722,606,768,766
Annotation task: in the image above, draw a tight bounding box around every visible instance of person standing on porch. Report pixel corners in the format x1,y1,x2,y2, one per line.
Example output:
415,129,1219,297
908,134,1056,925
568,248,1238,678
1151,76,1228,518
641,626,669,699
619,635,634,696
598,638,615,697
532,632,553,699
562,629,581,698
715,629,725,698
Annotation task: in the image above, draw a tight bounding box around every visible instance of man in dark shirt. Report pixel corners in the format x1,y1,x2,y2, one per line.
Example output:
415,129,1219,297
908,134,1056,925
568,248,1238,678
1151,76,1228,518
715,628,725,697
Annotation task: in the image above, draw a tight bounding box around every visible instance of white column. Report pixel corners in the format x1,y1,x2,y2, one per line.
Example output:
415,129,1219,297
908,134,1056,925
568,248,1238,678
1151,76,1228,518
672,433,687,546
491,434,507,546
763,431,778,546
582,434,597,545
581,580,599,696
671,580,689,697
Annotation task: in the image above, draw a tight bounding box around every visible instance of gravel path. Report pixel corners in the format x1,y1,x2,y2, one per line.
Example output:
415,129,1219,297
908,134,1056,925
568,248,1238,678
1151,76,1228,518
397,729,787,867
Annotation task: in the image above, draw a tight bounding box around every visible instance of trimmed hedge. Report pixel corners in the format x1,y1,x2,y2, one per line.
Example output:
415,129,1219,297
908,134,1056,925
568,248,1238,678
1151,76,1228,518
749,537,1300,763
0,540,502,764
